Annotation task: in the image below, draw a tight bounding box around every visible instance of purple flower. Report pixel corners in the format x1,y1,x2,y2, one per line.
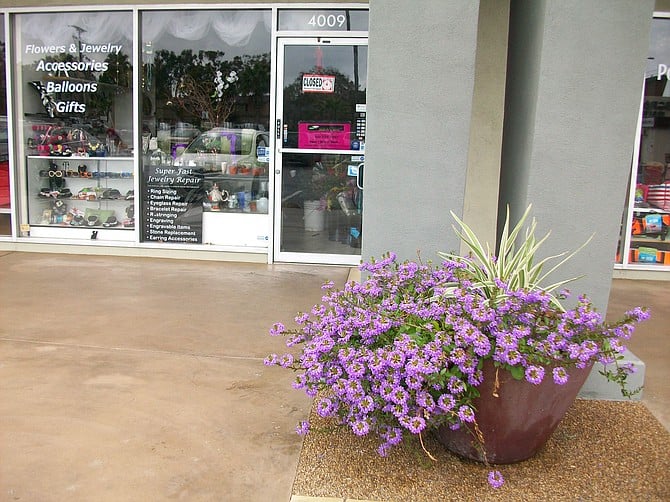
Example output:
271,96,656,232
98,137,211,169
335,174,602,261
316,397,334,417
449,347,466,364
437,393,456,412
457,405,475,423
382,426,403,445
346,360,366,379
295,420,310,436
387,402,409,419
387,349,406,369
447,376,466,395
405,374,424,390
279,353,294,367
488,470,504,488
525,365,545,385
357,395,375,414
389,386,409,405
400,415,426,434
263,353,278,366
626,306,650,322
416,391,436,412
552,366,569,385
269,322,285,336
351,419,371,436
267,252,650,489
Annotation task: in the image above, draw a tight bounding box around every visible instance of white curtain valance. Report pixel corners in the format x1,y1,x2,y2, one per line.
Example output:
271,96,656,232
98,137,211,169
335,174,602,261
20,10,271,49
142,10,270,47
20,12,133,48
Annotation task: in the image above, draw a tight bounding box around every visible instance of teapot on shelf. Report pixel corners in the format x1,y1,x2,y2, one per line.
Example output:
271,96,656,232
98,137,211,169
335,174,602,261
208,183,229,204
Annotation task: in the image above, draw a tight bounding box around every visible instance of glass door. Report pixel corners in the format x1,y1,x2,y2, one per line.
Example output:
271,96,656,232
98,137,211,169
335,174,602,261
274,38,367,265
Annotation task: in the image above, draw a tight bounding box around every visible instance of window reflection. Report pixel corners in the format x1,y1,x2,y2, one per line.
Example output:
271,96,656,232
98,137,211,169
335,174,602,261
140,10,271,245
18,12,133,156
141,10,271,155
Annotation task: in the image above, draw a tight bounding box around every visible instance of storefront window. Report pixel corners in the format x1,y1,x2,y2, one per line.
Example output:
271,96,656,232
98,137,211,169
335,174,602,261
619,16,670,268
140,10,271,245
17,12,133,156
16,12,134,235
0,15,9,235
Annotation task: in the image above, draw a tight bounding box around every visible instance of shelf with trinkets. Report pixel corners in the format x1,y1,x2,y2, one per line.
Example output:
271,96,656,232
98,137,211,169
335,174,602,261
26,156,136,235
201,170,270,214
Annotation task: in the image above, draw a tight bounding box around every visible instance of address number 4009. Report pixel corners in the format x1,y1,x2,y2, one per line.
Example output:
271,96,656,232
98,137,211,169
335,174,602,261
308,14,347,28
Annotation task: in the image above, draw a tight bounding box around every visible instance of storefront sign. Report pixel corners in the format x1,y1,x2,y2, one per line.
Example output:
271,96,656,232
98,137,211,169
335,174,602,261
302,74,335,93
298,122,351,149
142,166,204,243
26,41,122,117
658,63,670,79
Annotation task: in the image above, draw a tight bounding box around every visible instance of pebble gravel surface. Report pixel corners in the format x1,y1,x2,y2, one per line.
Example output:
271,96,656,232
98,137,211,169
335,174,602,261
292,400,670,501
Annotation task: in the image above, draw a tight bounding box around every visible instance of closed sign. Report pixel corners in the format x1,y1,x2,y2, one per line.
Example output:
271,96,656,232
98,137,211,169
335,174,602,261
302,74,335,93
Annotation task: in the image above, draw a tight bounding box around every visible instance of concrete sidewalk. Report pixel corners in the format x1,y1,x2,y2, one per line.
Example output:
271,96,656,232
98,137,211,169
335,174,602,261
0,252,667,501
0,251,349,501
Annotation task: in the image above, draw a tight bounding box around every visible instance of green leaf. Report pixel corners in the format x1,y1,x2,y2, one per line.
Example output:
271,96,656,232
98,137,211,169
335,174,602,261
509,365,524,380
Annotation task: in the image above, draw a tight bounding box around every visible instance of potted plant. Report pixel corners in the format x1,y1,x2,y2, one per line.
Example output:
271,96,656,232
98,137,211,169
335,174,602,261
265,205,649,488
301,161,352,233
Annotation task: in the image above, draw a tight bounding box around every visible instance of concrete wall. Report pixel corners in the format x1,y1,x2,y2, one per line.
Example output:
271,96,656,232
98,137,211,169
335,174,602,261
500,0,654,311
362,0,480,263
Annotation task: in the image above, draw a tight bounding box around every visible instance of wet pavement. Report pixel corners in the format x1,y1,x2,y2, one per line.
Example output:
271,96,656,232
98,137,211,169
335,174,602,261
0,251,348,501
0,251,667,501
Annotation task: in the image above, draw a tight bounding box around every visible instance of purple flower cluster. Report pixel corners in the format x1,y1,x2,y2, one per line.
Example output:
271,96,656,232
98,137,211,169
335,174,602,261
265,253,649,484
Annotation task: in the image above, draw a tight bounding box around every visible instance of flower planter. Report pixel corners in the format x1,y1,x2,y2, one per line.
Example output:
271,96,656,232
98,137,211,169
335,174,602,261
434,359,592,464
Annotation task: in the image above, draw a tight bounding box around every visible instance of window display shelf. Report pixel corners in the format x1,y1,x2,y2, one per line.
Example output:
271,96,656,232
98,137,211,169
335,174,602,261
201,173,269,215
26,156,135,232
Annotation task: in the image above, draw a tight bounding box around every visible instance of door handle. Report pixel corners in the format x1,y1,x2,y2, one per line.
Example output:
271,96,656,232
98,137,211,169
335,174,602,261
356,163,364,190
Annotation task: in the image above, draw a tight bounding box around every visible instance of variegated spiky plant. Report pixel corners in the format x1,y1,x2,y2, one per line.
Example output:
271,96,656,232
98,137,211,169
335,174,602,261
438,205,592,311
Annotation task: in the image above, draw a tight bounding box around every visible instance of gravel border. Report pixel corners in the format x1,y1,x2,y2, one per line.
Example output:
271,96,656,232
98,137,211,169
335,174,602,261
292,400,670,501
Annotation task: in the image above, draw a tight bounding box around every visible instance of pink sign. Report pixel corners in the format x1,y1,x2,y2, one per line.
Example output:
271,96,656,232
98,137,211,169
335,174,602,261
298,122,351,150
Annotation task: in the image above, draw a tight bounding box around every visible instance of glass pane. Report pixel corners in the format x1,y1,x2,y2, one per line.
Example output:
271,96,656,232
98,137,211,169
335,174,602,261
278,9,369,32
282,44,367,150
623,17,670,266
16,12,135,236
280,152,362,254
140,10,271,245
0,14,9,235
17,12,134,157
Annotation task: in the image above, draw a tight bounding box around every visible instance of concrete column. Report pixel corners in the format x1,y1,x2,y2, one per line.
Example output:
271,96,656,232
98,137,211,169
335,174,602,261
500,0,654,311
499,0,654,399
362,0,480,264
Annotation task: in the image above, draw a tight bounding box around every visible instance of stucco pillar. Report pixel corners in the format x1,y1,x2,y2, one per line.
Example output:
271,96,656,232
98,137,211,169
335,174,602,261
499,0,654,399
362,0,480,263
500,0,654,310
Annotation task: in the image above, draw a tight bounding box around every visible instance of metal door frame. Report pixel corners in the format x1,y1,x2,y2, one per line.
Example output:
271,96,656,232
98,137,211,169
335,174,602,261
273,36,367,265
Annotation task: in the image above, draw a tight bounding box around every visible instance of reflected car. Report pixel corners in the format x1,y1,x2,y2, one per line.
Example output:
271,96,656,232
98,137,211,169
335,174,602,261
157,122,201,157
174,127,270,173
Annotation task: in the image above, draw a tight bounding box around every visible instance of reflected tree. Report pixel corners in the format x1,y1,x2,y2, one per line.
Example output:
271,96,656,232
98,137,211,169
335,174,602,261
151,49,270,127
283,66,364,131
